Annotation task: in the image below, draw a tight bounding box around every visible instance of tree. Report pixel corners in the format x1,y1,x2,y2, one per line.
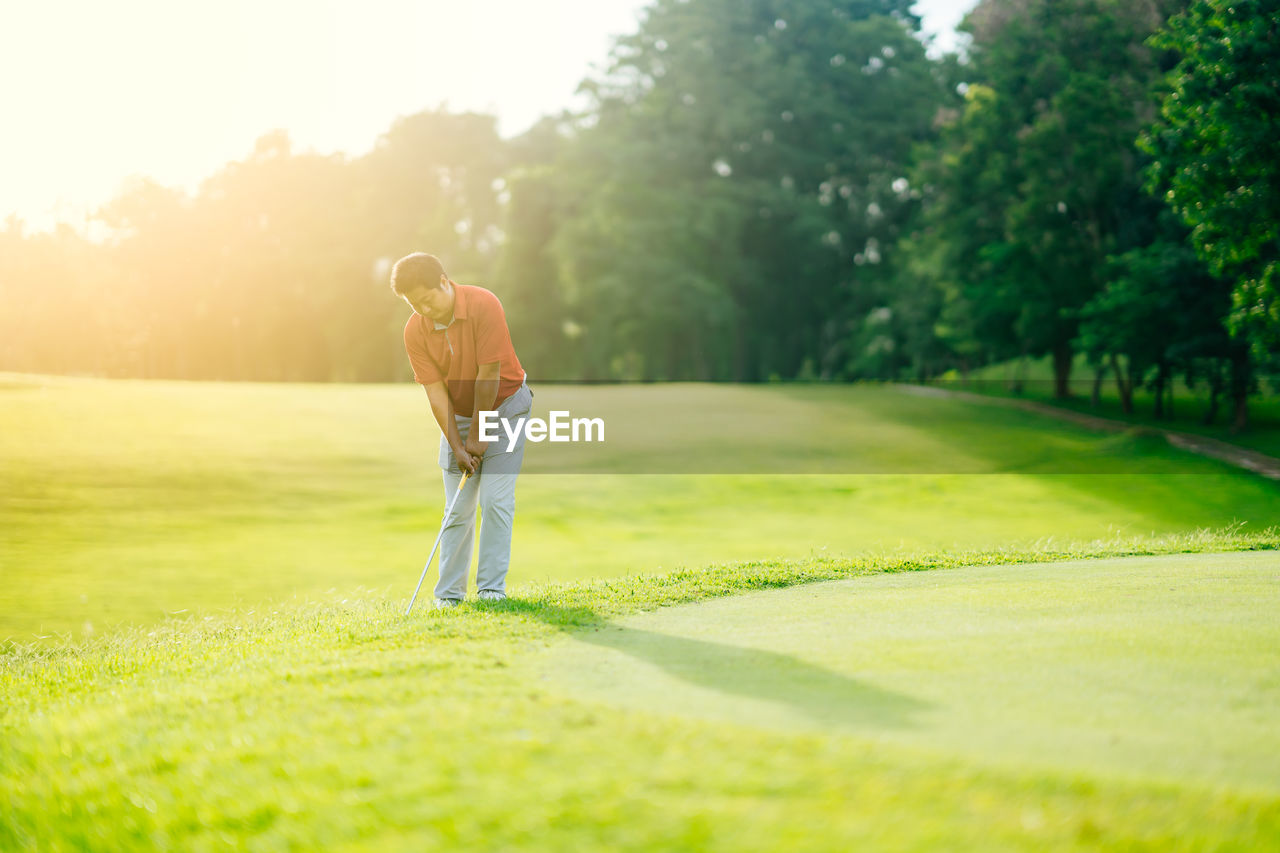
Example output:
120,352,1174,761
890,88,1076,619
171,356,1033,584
492,117,580,379
928,0,1171,398
551,0,944,380
1076,213,1237,420
0,218,103,375
1141,0,1280,352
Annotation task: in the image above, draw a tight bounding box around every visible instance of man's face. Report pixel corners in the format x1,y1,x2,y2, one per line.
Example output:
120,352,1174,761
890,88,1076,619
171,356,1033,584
401,278,453,323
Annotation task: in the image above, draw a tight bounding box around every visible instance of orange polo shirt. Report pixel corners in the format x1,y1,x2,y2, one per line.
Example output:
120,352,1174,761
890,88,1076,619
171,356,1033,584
403,284,525,416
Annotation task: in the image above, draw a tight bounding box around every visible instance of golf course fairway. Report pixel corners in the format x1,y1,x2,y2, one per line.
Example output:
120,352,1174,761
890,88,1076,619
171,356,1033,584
544,551,1280,792
6,375,1280,846
6,373,1280,641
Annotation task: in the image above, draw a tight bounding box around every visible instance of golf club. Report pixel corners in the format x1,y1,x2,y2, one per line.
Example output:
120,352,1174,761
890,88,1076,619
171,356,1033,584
405,466,475,615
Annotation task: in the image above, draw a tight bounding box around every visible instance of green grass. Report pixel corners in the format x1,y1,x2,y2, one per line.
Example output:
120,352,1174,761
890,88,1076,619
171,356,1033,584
938,353,1280,457
5,372,1279,848
4,531,1279,851
548,551,1280,791
4,372,1280,641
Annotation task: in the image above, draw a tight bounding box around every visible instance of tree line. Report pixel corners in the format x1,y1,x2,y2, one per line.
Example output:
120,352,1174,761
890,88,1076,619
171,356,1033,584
1,0,1275,426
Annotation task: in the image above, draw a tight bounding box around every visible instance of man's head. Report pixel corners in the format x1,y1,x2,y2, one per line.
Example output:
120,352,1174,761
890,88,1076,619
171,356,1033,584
391,252,454,323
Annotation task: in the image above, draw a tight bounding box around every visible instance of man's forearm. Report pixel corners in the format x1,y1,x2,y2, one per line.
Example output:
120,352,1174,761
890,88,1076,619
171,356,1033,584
470,361,502,421
424,384,465,452
470,377,500,421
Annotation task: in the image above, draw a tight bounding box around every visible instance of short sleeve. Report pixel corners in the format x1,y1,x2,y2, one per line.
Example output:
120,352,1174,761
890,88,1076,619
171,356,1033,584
403,316,443,385
472,290,512,366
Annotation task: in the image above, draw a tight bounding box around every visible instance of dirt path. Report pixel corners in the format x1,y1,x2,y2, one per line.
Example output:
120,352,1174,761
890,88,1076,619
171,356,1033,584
896,383,1280,481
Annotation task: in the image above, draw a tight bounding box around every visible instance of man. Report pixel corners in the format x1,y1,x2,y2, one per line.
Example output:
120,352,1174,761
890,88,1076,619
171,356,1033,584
390,252,532,608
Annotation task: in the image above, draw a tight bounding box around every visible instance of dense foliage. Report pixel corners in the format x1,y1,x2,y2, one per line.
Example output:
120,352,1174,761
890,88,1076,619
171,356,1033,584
1141,0,1280,349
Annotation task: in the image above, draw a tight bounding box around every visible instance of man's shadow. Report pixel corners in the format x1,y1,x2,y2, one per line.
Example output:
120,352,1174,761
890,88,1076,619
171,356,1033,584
493,599,931,731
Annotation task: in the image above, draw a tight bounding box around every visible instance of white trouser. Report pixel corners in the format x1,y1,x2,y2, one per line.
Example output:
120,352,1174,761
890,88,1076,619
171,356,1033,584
434,381,532,599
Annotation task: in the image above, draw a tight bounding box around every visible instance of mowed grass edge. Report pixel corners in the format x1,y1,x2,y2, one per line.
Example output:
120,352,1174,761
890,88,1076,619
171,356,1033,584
3,527,1279,851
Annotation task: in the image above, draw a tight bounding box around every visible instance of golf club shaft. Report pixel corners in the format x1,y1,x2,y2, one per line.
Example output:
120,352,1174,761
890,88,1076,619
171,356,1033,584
405,468,472,615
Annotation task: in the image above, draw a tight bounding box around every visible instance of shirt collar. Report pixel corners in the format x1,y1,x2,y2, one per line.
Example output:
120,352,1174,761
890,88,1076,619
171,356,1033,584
431,282,467,330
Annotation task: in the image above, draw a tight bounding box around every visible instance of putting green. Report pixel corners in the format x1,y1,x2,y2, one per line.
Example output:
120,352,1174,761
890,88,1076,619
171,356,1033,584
542,551,1280,792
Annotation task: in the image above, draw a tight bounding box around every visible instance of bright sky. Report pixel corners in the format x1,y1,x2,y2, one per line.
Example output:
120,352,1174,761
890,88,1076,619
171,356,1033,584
1,0,976,232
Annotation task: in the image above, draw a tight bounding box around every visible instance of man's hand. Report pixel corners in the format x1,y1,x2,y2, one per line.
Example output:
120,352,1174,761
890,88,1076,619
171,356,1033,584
464,434,491,466
452,441,479,475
